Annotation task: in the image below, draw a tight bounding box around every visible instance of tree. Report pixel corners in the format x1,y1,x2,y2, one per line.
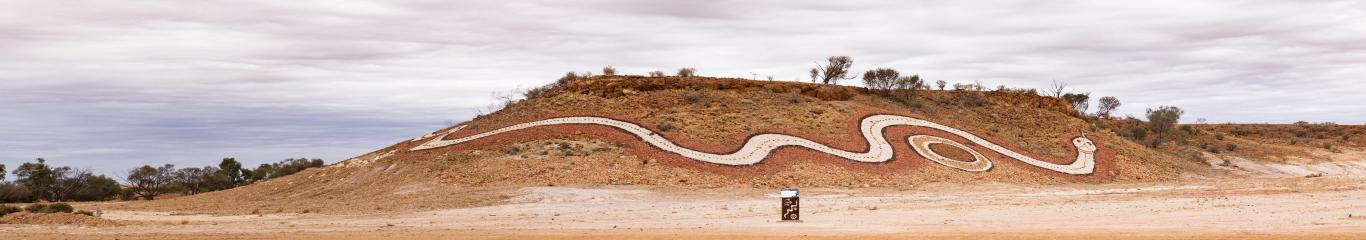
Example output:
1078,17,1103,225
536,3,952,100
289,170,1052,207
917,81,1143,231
1061,92,1091,115
69,173,120,201
1097,96,1121,119
0,164,5,181
1047,80,1069,98
861,68,900,93
648,71,665,77
12,158,55,201
809,68,819,83
1145,106,1184,148
601,66,616,76
935,80,947,90
127,164,175,200
218,158,244,185
676,68,696,77
814,56,853,84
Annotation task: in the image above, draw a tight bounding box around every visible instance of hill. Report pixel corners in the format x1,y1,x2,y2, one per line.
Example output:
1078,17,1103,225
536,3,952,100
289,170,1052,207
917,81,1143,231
113,75,1362,214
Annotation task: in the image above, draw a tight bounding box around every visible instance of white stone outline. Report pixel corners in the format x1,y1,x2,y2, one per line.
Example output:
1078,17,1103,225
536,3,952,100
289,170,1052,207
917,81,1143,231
409,115,1098,175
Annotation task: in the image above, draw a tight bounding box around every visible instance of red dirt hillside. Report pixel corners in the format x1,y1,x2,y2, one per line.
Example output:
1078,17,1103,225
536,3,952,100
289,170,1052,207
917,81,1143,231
111,76,1220,214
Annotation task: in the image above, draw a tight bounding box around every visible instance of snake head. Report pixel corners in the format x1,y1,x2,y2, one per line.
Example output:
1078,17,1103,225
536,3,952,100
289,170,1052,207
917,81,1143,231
1072,137,1097,153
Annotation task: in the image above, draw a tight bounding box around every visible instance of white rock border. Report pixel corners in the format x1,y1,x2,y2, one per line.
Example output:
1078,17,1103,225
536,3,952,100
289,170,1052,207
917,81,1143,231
409,115,1098,175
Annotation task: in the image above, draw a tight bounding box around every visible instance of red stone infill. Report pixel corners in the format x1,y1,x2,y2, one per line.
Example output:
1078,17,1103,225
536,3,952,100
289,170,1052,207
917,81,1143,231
379,107,1116,181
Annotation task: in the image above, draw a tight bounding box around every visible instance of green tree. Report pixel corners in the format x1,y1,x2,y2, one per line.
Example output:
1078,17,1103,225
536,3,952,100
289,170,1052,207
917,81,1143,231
218,158,244,185
861,68,900,94
1062,92,1091,115
1145,106,1184,148
70,174,120,201
127,164,175,200
1097,96,1121,119
12,158,56,201
0,164,6,181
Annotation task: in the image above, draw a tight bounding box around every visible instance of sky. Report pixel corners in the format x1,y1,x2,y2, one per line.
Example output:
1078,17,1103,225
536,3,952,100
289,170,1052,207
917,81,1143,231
2,0,1365,178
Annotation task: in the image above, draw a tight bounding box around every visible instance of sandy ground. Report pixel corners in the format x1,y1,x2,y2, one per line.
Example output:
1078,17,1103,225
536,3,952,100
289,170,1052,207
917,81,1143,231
3,176,1366,239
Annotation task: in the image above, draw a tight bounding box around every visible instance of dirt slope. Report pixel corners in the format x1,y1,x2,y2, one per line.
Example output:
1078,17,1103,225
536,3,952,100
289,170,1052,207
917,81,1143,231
114,76,1235,214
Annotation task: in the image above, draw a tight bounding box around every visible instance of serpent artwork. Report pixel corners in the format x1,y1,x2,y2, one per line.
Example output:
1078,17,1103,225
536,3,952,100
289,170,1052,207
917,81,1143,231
409,115,1098,175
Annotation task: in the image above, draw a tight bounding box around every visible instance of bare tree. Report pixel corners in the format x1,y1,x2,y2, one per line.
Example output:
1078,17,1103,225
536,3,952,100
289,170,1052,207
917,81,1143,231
677,68,696,77
814,56,854,84
601,66,616,76
935,80,947,90
1097,96,1121,118
1047,80,1069,98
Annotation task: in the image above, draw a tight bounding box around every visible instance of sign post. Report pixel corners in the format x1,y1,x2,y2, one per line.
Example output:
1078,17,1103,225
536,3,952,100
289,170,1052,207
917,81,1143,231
780,188,799,221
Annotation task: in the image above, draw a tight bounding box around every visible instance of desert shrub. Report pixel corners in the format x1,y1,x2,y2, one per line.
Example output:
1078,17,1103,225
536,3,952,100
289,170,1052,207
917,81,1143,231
24,203,46,213
601,66,616,76
1179,125,1194,134
1215,133,1224,140
1226,143,1237,152
656,119,675,132
1145,106,1183,147
648,71,666,77
814,56,853,84
861,68,899,92
1097,96,1121,118
681,91,703,104
47,203,73,213
0,182,35,203
1294,129,1309,138
75,210,94,216
961,92,986,107
1207,146,1221,153
1129,126,1148,140
786,89,803,104
1061,92,1090,115
1323,143,1334,150
676,68,696,77
0,205,20,217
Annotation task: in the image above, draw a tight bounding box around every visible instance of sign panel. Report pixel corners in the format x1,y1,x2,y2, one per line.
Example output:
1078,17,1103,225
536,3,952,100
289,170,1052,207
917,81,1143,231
780,188,799,221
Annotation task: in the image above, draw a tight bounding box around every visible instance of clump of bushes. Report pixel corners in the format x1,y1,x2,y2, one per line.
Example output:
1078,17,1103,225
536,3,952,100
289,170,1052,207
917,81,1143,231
0,205,20,217
1225,143,1237,152
677,68,696,77
23,203,73,213
648,71,666,77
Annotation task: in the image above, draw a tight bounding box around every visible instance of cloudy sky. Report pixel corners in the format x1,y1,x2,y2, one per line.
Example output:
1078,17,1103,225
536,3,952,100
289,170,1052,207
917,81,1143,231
2,0,1364,177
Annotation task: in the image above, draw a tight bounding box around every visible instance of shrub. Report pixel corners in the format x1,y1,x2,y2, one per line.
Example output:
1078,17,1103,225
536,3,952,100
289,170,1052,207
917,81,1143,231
681,91,703,104
862,68,900,92
656,119,675,132
676,68,696,77
1061,92,1090,115
961,92,986,107
47,203,73,213
75,210,94,216
601,66,616,76
786,89,803,104
0,205,19,217
648,71,666,77
814,56,853,84
1097,96,1121,118
24,203,47,213
1214,133,1224,140
1225,143,1237,152
1207,146,1221,153
1129,126,1148,140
